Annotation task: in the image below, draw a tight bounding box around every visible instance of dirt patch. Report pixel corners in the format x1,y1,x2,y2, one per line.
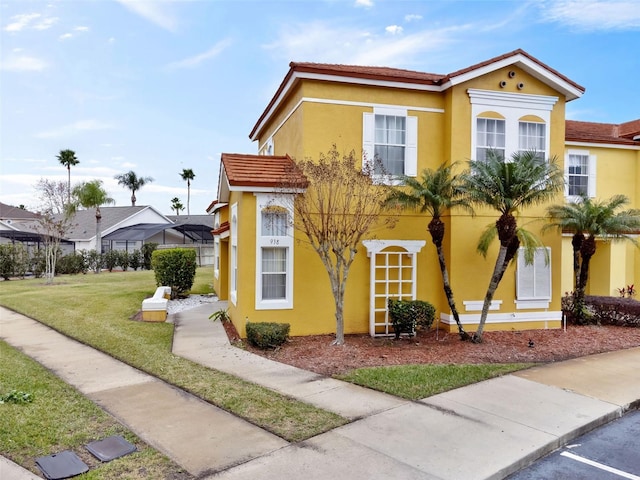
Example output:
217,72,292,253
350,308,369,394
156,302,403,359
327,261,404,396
221,321,640,376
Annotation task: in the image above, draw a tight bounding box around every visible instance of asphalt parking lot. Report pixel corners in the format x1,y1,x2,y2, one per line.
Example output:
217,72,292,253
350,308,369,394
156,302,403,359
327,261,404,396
508,409,640,479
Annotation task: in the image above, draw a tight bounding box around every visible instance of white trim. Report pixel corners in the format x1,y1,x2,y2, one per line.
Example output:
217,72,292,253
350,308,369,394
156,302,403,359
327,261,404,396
257,95,443,150
463,300,502,311
448,53,583,100
255,194,294,310
515,299,551,309
362,239,426,256
468,89,558,111
469,89,555,161
230,203,238,306
440,310,562,325
227,185,305,194
565,141,640,151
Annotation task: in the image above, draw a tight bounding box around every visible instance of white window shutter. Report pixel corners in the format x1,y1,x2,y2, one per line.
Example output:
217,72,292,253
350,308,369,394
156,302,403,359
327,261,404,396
517,248,551,300
588,155,597,198
405,116,418,177
563,154,570,197
362,112,374,170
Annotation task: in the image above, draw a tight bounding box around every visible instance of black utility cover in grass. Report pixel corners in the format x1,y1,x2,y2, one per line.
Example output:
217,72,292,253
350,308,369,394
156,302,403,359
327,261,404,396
86,435,136,462
35,450,89,479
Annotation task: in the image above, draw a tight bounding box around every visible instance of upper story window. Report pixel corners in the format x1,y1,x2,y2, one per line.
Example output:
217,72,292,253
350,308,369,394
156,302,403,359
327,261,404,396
519,121,546,159
565,150,596,199
255,195,293,310
374,115,406,175
476,117,505,161
230,204,238,305
363,107,417,180
468,89,558,163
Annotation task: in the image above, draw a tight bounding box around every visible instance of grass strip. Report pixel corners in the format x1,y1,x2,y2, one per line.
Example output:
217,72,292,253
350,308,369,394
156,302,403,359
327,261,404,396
337,363,533,400
0,341,190,479
0,268,346,443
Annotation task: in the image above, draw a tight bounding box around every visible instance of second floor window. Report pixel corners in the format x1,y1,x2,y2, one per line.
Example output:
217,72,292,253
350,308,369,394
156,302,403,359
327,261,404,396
363,107,417,180
374,115,406,175
519,121,546,159
476,118,505,161
565,150,595,199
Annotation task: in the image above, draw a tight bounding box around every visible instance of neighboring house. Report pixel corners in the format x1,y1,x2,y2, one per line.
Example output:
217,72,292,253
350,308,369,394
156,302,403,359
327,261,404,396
0,202,74,252
211,49,638,338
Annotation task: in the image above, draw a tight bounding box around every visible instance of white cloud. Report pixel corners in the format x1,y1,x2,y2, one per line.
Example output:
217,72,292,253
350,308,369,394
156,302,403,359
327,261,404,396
33,17,58,30
405,14,423,22
107,37,116,44
35,120,114,139
4,13,41,32
264,21,469,67
355,0,374,7
539,0,640,30
385,25,404,35
115,0,178,32
74,26,90,32
59,33,73,40
166,39,233,70
0,55,48,72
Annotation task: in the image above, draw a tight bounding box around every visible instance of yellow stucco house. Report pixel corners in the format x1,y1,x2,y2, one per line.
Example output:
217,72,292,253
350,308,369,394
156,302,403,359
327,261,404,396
209,49,640,338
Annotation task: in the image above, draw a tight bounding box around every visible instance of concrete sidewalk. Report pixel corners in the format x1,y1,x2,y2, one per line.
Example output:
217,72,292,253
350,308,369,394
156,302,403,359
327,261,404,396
2,302,640,479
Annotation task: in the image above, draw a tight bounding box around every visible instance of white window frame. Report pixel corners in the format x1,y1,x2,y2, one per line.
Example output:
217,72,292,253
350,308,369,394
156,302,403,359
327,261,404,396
255,193,294,310
213,238,220,280
230,203,238,306
476,117,506,161
565,149,596,200
468,89,557,162
363,106,417,182
515,247,551,309
518,120,546,159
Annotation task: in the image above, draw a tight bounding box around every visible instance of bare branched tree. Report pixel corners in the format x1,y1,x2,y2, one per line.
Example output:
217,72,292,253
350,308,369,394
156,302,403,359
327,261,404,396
36,178,68,215
281,145,396,345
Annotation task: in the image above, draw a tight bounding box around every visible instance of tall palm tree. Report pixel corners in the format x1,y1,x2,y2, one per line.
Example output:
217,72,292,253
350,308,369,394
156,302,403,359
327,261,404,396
180,168,195,216
545,194,640,322
459,150,564,342
170,197,184,216
72,180,115,266
56,149,79,204
386,163,472,340
114,170,153,206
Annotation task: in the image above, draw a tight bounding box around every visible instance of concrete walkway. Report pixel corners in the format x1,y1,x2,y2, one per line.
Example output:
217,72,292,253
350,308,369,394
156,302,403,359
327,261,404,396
2,302,640,479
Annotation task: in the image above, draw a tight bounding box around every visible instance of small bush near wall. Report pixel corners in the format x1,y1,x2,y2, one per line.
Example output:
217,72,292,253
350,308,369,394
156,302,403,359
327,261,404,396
388,299,436,339
246,322,290,349
587,295,640,327
151,248,197,299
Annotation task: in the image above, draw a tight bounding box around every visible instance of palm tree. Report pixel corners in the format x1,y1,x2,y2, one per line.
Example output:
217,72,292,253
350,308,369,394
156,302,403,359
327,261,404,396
72,180,115,266
545,195,640,322
170,197,184,216
386,163,472,340
180,168,195,216
459,150,564,342
56,149,79,204
114,170,153,206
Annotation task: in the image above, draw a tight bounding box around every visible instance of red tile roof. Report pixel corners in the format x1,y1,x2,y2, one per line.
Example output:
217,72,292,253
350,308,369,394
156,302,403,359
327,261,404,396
566,120,640,146
221,153,307,188
212,220,229,235
249,49,585,141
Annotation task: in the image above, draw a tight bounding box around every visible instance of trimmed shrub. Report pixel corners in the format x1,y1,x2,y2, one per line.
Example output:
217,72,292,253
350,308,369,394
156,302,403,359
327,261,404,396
56,252,87,275
142,242,158,270
388,299,436,339
129,250,142,271
151,248,197,299
103,250,119,272
30,248,46,278
246,322,290,349
587,295,640,327
118,250,130,271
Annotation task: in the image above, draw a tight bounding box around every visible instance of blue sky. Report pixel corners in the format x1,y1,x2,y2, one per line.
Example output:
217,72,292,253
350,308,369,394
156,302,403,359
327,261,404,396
1,0,639,215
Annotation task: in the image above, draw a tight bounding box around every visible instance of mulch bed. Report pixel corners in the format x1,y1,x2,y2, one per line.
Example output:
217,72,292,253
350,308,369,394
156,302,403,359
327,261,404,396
221,320,640,376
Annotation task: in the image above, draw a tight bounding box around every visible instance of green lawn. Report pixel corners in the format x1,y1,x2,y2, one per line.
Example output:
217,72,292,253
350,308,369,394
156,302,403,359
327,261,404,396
337,363,532,400
0,268,346,446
